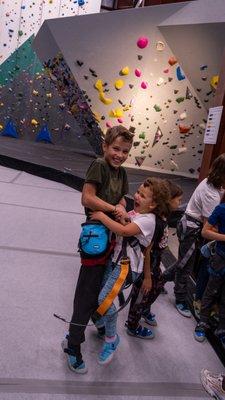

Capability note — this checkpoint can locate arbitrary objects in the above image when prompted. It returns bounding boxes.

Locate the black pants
[174,219,202,303]
[68,264,105,349]
[127,267,164,330]
[200,274,225,332]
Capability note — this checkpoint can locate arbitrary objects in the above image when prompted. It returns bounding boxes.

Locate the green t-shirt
[84,158,129,216]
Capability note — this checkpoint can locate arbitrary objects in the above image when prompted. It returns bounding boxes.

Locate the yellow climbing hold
[46,93,52,98]
[99,91,113,105]
[121,66,130,75]
[123,104,132,112]
[210,75,219,90]
[32,90,39,96]
[95,79,103,92]
[115,79,124,90]
[109,108,124,118]
[31,119,38,126]
[0,124,3,130]
[93,111,101,122]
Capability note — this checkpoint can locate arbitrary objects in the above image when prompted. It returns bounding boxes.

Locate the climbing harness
[176,213,203,270]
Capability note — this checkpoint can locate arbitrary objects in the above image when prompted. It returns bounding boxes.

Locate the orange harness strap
[96,257,129,317]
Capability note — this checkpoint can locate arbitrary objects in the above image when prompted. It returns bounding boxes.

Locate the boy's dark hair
[207,153,225,189]
[165,180,183,199]
[104,125,134,145]
[143,177,171,218]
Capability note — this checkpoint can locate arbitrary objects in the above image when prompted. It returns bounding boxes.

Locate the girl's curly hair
[143,177,171,218]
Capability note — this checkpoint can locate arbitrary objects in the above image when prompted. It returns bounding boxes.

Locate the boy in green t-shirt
[62,125,133,373]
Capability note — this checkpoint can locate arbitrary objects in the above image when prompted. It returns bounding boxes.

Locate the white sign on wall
[204,106,223,144]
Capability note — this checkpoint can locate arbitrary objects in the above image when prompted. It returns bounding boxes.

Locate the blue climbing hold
[36,125,53,144]
[1,120,19,138]
[78,0,85,5]
[176,66,185,81]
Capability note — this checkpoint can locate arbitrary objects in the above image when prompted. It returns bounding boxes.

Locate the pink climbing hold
[137,37,149,49]
[135,68,142,77]
[163,68,169,74]
[141,81,148,89]
[106,121,113,128]
[117,118,123,123]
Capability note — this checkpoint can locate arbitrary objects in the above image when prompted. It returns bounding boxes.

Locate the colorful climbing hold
[176,97,185,104]
[168,57,178,66]
[176,66,185,81]
[120,66,130,75]
[109,108,124,118]
[137,37,149,49]
[139,132,146,139]
[157,77,164,86]
[99,92,113,105]
[179,124,191,134]
[135,68,142,77]
[114,79,124,90]
[156,41,165,51]
[141,81,148,89]
[152,126,163,147]
[154,104,162,112]
[210,75,219,91]
[179,112,187,120]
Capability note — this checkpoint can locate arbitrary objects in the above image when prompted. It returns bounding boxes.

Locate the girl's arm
[141,244,152,294]
[202,221,225,241]
[90,211,141,236]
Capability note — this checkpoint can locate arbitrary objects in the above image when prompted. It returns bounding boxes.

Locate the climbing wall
[34,3,224,177]
[0,0,102,153]
[0,0,101,65]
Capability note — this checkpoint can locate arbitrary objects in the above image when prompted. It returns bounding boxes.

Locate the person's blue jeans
[95,259,120,337]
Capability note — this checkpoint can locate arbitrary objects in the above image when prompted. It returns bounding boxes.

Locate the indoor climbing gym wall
[34,1,225,177]
[0,0,102,153]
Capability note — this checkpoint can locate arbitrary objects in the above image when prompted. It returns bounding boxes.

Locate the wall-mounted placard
[204,106,223,144]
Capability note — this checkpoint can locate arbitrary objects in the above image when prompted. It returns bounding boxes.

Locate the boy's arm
[202,221,225,241]
[90,211,141,236]
[141,245,152,294]
[82,183,116,213]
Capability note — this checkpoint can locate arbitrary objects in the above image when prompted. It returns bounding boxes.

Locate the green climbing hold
[18,30,23,37]
[154,104,162,112]
[139,132,146,139]
[176,97,185,104]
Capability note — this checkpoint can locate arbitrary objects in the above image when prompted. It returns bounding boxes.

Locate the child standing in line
[126,180,183,337]
[194,203,225,346]
[91,177,171,364]
[168,154,225,318]
[63,125,134,374]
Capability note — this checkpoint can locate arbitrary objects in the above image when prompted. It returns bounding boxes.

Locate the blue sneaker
[61,336,88,374]
[194,324,206,343]
[98,335,120,365]
[127,325,155,339]
[175,302,192,318]
[143,312,157,326]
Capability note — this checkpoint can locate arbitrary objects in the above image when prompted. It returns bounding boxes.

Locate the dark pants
[200,251,225,332]
[195,257,210,301]
[174,220,202,303]
[68,264,105,349]
[200,274,225,332]
[127,267,164,330]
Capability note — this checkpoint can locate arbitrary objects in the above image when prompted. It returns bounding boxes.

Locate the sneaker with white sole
[98,335,120,365]
[127,325,155,339]
[175,302,192,318]
[194,323,206,343]
[200,369,225,400]
[142,312,157,326]
[61,335,88,374]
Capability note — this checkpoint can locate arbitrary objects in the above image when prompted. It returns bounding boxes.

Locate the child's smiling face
[134,184,156,214]
[103,137,132,169]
